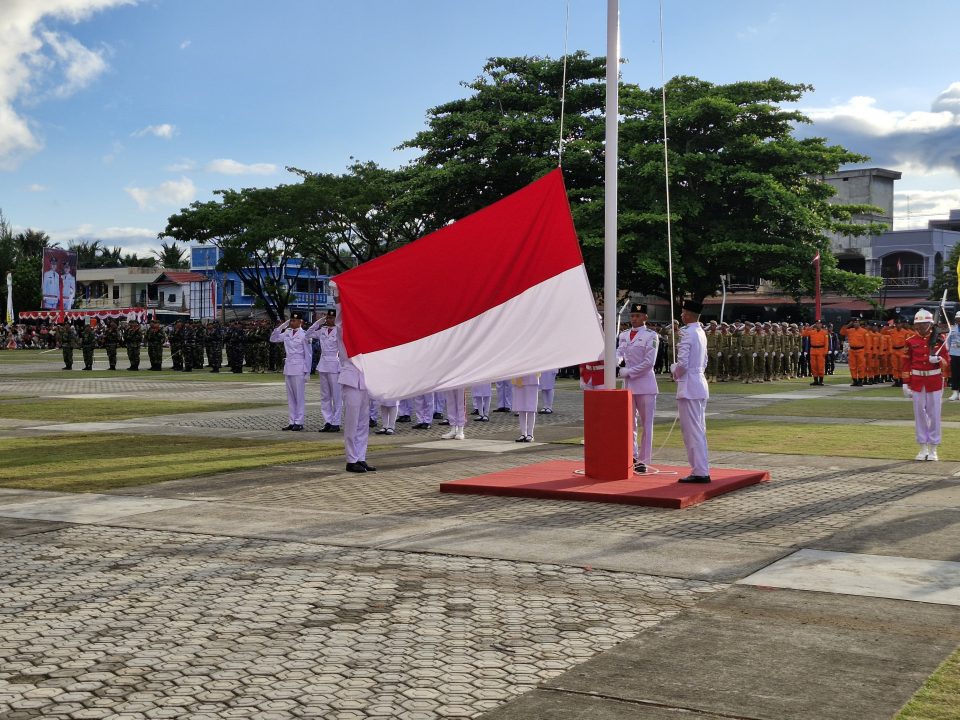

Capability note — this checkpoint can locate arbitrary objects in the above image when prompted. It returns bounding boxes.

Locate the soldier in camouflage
[123,318,143,371]
[145,319,167,371]
[102,319,121,370]
[205,320,223,373]
[55,321,76,370]
[169,320,184,371]
[80,322,97,371]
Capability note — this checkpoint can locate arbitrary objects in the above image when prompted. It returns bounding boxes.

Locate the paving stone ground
[1,354,958,719]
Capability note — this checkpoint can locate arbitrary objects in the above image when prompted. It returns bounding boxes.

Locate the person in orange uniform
[887,320,909,387]
[902,309,949,461]
[802,319,830,386]
[868,323,883,384]
[840,316,868,386]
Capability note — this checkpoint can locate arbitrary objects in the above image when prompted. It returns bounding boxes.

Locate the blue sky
[2,0,959,257]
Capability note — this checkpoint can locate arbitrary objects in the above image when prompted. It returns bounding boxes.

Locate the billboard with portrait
[41,248,78,310]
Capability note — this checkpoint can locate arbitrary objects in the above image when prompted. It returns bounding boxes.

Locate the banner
[41,248,78,312]
[333,169,603,400]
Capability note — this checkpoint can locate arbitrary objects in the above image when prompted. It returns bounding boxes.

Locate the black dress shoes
[634,462,647,474]
[359,461,376,472]
[369,419,377,428]
[397,415,411,423]
[412,423,431,430]
[345,462,367,473]
[282,424,295,431]
[290,424,303,431]
[319,423,333,433]
[678,475,711,483]
[432,412,443,420]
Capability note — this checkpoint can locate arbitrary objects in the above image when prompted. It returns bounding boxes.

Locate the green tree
[68,240,104,269]
[930,242,960,302]
[153,241,189,269]
[401,55,883,304]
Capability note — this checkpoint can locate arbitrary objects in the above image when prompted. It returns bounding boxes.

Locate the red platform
[440,460,770,509]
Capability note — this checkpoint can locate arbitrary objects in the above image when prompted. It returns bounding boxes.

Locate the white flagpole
[5,272,13,324]
[603,0,620,389]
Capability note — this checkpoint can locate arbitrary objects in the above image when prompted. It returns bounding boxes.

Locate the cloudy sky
[1,0,959,258]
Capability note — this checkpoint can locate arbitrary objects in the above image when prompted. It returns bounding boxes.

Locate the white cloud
[132,123,176,139]
[0,1,137,168]
[179,40,191,50]
[165,159,195,172]
[205,158,278,175]
[801,85,960,178]
[125,176,196,211]
[893,189,960,230]
[26,182,46,191]
[100,226,156,239]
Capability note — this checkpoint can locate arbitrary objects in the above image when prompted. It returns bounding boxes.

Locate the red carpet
[440,461,770,509]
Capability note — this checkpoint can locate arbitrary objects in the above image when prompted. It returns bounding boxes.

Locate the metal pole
[603,0,619,389]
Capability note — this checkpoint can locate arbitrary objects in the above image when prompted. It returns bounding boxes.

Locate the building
[68,266,215,322]
[189,245,331,319]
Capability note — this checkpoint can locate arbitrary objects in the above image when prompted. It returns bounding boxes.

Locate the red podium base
[583,389,634,481]
[440,460,770,509]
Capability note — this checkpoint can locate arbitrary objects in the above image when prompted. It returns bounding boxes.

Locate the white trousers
[677,398,709,476]
[444,388,466,426]
[318,371,342,424]
[539,388,554,410]
[519,411,537,437]
[379,402,398,431]
[495,381,513,409]
[913,389,942,445]
[284,374,307,425]
[414,393,435,424]
[341,384,370,463]
[632,393,657,464]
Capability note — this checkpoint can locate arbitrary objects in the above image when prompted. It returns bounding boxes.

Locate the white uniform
[314,324,342,425]
[618,326,659,464]
[62,273,76,310]
[270,322,318,427]
[336,312,370,464]
[671,322,710,476]
[538,369,558,412]
[42,270,60,309]
[513,373,540,440]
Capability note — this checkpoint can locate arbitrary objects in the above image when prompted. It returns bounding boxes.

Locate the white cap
[914,308,934,324]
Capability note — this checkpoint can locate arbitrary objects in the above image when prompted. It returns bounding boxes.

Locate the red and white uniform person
[512,373,540,441]
[671,301,711,481]
[270,314,319,429]
[617,303,659,469]
[314,313,343,428]
[538,369,558,413]
[901,309,948,461]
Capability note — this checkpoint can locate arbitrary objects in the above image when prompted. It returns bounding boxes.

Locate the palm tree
[153,241,189,269]
[68,240,104,268]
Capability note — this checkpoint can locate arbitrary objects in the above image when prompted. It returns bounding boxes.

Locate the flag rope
[557,0,571,167]
[659,0,677,364]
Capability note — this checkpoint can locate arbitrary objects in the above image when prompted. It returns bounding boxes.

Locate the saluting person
[270,311,317,431]
[902,309,949,461]
[315,309,343,432]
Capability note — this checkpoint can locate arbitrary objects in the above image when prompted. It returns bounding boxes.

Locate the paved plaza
[0,361,958,719]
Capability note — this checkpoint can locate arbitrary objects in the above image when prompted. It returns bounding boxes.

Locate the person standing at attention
[671,300,710,483]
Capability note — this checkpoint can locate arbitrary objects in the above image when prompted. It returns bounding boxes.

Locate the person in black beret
[671,299,711,483]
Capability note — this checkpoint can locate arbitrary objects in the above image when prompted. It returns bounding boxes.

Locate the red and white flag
[811,251,820,265]
[332,169,603,400]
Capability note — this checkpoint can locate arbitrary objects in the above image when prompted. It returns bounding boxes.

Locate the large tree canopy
[402,55,884,304]
[0,221,55,314]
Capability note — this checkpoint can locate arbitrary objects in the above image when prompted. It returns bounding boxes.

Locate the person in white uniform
[440,387,467,440]
[472,383,492,422]
[315,309,343,433]
[537,369,558,413]
[269,311,318,431]
[61,261,76,310]
[512,373,540,442]
[671,300,711,483]
[617,303,659,473]
[42,255,61,309]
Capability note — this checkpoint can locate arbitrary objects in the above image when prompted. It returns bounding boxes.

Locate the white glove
[620,368,634,379]
[780,353,784,358]
[752,353,757,358]
[669,363,678,374]
[717,352,723,357]
[902,385,912,398]
[928,355,940,365]
[764,352,768,357]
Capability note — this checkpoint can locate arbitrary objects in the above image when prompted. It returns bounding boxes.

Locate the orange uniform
[841,323,868,383]
[802,326,830,380]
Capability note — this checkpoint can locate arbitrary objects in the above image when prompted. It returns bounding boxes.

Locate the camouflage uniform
[123,321,143,371]
[145,322,167,371]
[103,322,120,370]
[205,321,223,373]
[55,324,76,370]
[80,324,97,370]
[181,322,195,371]
[226,322,244,373]
[193,322,206,370]
[169,322,184,371]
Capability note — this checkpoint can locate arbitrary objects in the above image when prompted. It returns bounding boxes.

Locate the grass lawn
[0,398,281,421]
[736,396,960,421]
[654,419,960,461]
[0,433,345,492]
[896,646,960,720]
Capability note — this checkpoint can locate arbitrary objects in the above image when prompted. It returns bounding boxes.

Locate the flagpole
[813,252,821,322]
[603,0,619,389]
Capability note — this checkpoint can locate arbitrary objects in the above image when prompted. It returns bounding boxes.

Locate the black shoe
[329,424,340,432]
[397,415,411,423]
[359,460,376,472]
[471,409,480,416]
[544,409,553,414]
[537,409,547,414]
[319,423,333,433]
[432,412,443,420]
[109,366,116,371]
[291,424,303,431]
[62,366,71,370]
[211,367,219,373]
[634,462,647,473]
[438,419,450,426]
[678,475,711,483]
[281,424,295,431]
[345,462,367,473]
[810,380,819,386]
[494,407,509,413]
[375,428,389,435]
[369,419,377,428]
[83,367,92,371]
[412,423,431,430]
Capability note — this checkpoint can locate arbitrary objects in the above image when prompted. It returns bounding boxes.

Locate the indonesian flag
[333,169,603,400]
[811,251,820,265]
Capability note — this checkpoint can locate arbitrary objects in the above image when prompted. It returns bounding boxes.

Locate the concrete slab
[111,503,471,547]
[404,439,545,453]
[738,548,960,606]
[533,586,960,720]
[0,517,70,537]
[0,488,71,505]
[380,524,791,581]
[23,421,152,432]
[481,690,733,720]
[0,493,195,523]
[51,393,136,399]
